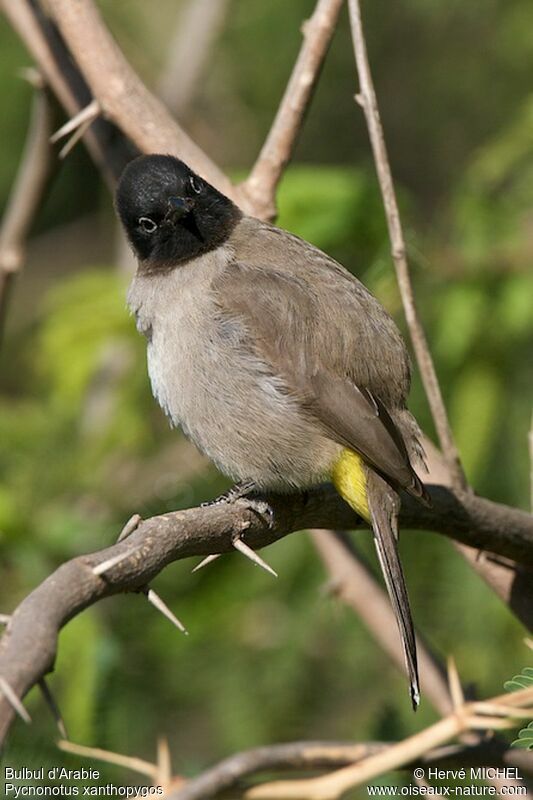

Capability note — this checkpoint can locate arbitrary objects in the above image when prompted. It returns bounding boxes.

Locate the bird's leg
[195,481,276,577]
[201,480,257,507]
[202,480,274,527]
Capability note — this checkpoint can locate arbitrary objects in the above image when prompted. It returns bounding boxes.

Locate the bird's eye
[189,175,202,194]
[139,217,158,233]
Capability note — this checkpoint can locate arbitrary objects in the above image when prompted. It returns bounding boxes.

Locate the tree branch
[157,0,230,117]
[3,0,343,220]
[0,73,56,344]
[454,544,533,633]
[0,0,134,184]
[242,0,344,220]
[0,483,531,746]
[240,687,533,799]
[41,0,242,205]
[347,0,466,490]
[347,0,532,633]
[168,739,533,800]
[424,437,533,632]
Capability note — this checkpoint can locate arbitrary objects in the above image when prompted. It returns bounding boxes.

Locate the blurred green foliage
[505,669,533,750]
[1,1,532,795]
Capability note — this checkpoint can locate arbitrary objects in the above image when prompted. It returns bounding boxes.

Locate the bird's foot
[201,480,257,507]
[195,482,276,577]
[201,481,274,526]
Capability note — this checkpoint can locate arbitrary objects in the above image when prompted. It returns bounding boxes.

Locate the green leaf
[506,670,533,749]
[511,722,533,750]
[504,667,533,692]
[511,738,533,749]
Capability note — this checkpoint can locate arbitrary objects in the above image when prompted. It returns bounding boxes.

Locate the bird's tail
[331,448,420,709]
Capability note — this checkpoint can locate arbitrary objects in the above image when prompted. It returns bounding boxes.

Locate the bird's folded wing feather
[212,261,424,498]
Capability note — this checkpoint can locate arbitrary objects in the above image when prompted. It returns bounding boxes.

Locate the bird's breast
[127,254,340,488]
[128,260,219,428]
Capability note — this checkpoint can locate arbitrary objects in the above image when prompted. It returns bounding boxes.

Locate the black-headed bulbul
[115,154,430,708]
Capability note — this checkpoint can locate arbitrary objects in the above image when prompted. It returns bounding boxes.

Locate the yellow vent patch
[331,448,370,522]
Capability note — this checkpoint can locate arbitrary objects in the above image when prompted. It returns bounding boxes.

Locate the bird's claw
[195,482,276,576]
[201,481,274,527]
[200,480,257,508]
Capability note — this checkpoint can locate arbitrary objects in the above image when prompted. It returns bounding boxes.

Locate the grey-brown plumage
[116,154,429,708]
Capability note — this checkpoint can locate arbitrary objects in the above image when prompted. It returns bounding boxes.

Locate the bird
[115,153,431,709]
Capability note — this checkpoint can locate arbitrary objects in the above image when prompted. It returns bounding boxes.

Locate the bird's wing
[214,258,424,707]
[212,261,426,500]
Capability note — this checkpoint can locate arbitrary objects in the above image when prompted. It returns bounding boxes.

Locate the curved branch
[0,483,531,746]
[242,0,344,220]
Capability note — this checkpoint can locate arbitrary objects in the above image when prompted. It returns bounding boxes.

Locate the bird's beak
[167,196,195,221]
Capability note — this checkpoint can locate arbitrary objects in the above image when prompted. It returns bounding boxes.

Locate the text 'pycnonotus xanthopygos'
[116,154,431,709]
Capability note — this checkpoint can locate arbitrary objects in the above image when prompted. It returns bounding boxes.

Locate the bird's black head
[115,155,241,271]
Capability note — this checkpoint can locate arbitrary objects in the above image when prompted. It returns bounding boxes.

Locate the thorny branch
[423,436,533,632]
[0,483,531,746]
[308,532,528,799]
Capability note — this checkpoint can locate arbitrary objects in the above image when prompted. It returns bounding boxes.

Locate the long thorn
[117,513,142,543]
[93,549,135,577]
[0,676,31,724]
[59,117,94,158]
[447,656,464,711]
[38,678,67,739]
[192,553,222,573]
[156,737,173,787]
[473,702,533,719]
[233,538,278,577]
[146,589,188,635]
[58,740,156,778]
[18,66,45,89]
[50,99,99,142]
[469,717,518,731]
